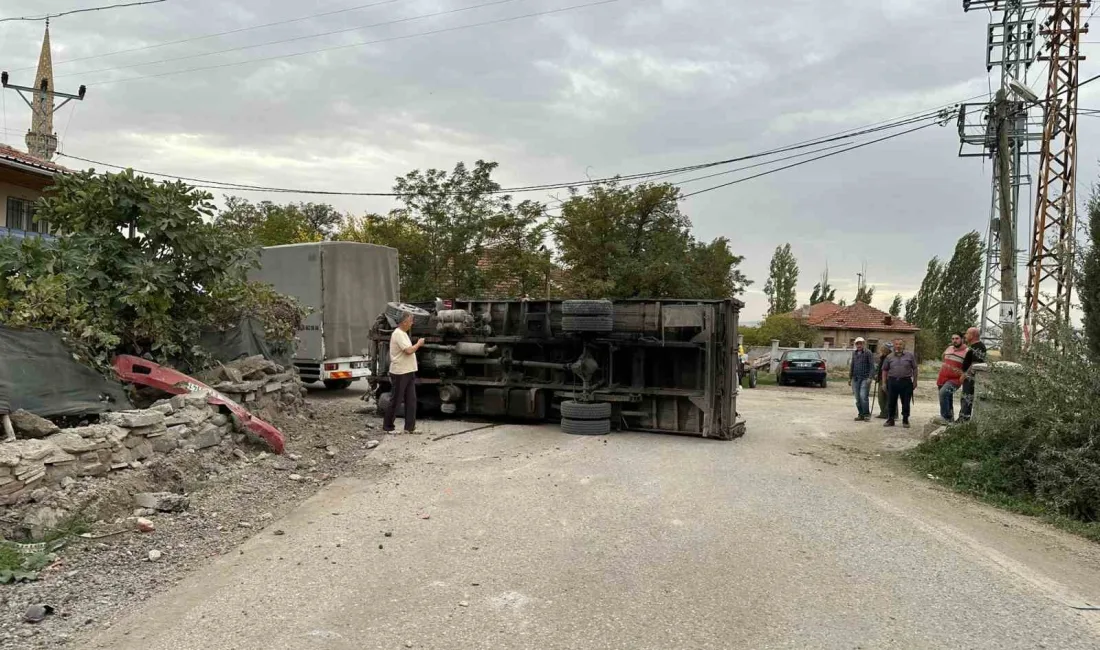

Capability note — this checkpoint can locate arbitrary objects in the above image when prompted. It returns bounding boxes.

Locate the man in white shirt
[383,312,424,433]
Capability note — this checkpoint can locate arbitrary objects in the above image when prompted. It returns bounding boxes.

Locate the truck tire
[562,315,613,332]
[385,302,430,326]
[560,400,611,420]
[561,417,610,436]
[323,379,353,390]
[562,300,613,316]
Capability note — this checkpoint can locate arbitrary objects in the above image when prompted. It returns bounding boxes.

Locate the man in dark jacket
[959,326,987,421]
[873,341,893,419]
[849,337,874,421]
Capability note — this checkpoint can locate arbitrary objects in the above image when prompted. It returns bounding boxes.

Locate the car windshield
[785,351,821,361]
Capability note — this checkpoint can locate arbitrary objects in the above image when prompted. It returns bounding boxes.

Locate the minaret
[25,22,57,160]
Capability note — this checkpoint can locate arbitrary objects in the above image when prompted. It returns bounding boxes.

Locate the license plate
[795,362,809,367]
[350,361,365,369]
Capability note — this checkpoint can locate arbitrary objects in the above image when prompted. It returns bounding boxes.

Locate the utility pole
[960,1,1045,359]
[1025,1,1089,341]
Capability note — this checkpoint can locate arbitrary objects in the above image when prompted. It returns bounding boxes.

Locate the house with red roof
[0,144,68,240]
[800,301,919,353]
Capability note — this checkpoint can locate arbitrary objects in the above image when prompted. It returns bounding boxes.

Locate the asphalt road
[84,387,1100,650]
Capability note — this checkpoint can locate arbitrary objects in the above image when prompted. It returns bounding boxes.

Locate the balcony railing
[0,226,55,241]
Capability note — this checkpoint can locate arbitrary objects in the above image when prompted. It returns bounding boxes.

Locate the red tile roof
[788,301,842,325]
[811,302,919,332]
[0,144,69,175]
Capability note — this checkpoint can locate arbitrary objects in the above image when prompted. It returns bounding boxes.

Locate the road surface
[84,386,1100,649]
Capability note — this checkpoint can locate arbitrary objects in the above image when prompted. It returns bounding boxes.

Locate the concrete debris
[272,458,297,471]
[458,601,469,607]
[366,440,380,450]
[288,474,304,482]
[147,549,163,562]
[10,410,60,439]
[135,517,156,533]
[134,492,190,513]
[102,410,165,429]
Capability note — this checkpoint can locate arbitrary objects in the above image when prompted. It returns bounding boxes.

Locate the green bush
[741,315,819,348]
[908,326,1100,527]
[0,169,305,373]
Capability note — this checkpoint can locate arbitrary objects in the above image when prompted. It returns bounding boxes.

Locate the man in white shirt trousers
[383,312,425,433]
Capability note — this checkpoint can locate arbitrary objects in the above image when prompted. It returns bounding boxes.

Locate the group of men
[847,328,986,427]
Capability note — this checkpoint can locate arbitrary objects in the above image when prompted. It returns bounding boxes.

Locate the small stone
[405,643,413,648]
[24,604,53,623]
[135,517,155,533]
[259,512,273,521]
[134,492,190,513]
[366,440,380,450]
[288,453,301,461]
[239,521,253,528]
[59,476,76,489]
[384,531,392,537]
[419,513,430,520]
[232,449,248,462]
[274,530,285,536]
[288,474,303,482]
[272,458,297,471]
[147,549,163,562]
[458,601,469,607]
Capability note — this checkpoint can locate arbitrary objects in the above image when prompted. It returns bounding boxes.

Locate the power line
[57,0,530,80]
[58,110,951,196]
[81,0,624,86]
[681,121,940,199]
[14,0,415,71]
[0,0,166,23]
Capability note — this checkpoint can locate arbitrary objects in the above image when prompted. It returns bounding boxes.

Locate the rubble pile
[201,355,308,416]
[1,394,235,507]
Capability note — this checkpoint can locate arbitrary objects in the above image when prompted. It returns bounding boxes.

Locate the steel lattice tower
[961,1,1041,351]
[1025,1,1089,340]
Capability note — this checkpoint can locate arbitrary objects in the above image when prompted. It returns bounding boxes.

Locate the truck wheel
[561,417,610,436]
[376,392,392,415]
[323,379,353,390]
[562,315,613,332]
[385,302,430,326]
[560,400,611,420]
[562,300,613,316]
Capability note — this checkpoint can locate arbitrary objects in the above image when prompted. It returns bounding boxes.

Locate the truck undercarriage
[369,298,746,440]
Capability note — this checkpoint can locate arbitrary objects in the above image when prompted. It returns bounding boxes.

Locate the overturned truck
[368,298,746,440]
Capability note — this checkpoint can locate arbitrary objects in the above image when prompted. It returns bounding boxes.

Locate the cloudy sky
[3,0,1100,320]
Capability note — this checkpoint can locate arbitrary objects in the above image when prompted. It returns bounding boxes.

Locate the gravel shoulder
[71,386,1100,650]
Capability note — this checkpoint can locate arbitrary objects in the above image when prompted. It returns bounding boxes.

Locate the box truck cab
[251,242,400,390]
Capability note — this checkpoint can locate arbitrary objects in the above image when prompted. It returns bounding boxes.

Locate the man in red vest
[936,332,968,422]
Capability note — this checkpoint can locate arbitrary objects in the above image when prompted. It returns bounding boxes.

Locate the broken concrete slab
[134,492,190,513]
[46,431,105,455]
[102,410,165,429]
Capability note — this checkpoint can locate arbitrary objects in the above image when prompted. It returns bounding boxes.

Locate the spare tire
[562,300,613,316]
[561,417,611,436]
[560,400,612,420]
[562,315,613,332]
[385,302,430,326]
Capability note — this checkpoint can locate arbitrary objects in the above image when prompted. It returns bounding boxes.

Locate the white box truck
[251,242,400,390]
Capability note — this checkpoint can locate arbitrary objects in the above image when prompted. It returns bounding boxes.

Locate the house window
[5,197,46,233]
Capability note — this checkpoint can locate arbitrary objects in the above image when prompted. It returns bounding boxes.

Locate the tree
[854,284,875,305]
[741,314,819,348]
[214,198,343,247]
[763,243,799,316]
[0,169,302,371]
[336,212,434,300]
[553,181,750,299]
[889,294,903,317]
[904,296,918,323]
[910,258,944,330]
[391,160,550,300]
[1083,185,1100,358]
[809,268,837,304]
[936,231,983,338]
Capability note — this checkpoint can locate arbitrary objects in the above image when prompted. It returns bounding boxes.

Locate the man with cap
[848,337,874,421]
[873,341,893,419]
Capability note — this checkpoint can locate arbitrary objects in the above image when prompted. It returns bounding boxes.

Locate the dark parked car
[778,350,827,387]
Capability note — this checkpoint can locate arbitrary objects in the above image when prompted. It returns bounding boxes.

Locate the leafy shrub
[0,169,305,372]
[908,325,1100,524]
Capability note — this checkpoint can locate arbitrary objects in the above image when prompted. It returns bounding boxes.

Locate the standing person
[959,326,987,422]
[936,332,969,423]
[873,342,893,419]
[383,312,425,433]
[848,337,874,421]
[881,338,918,428]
